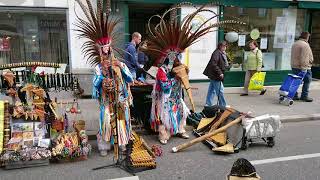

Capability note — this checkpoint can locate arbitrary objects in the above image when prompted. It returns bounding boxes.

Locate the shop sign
[0,38,10,51]
[39,20,67,29]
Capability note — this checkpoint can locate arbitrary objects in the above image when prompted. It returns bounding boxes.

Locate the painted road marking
[251,153,320,165]
[108,176,139,180]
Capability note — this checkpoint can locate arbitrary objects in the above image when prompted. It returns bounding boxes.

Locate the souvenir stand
[0,62,91,169]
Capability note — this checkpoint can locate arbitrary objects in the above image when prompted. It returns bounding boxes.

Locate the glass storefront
[0,8,69,66]
[224,7,306,71]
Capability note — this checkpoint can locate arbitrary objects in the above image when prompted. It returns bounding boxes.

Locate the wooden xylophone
[127,131,156,169]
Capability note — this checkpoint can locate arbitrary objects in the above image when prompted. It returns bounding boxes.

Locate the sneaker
[260,89,267,95]
[293,96,300,100]
[178,133,190,139]
[159,139,167,145]
[240,93,248,96]
[300,97,313,102]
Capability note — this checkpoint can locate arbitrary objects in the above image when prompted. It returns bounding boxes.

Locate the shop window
[0,8,69,69]
[224,7,306,71]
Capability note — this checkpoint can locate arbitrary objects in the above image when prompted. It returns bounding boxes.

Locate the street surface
[1,120,320,180]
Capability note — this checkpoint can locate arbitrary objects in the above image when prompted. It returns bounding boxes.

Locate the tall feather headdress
[143,3,246,67]
[74,0,123,67]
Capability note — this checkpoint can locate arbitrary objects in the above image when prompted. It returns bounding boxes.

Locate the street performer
[144,4,245,145]
[74,0,133,156]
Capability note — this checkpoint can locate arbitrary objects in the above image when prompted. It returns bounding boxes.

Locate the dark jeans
[292,68,312,98]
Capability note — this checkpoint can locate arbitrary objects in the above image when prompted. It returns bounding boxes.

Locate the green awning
[299,1,320,9]
[119,0,292,8]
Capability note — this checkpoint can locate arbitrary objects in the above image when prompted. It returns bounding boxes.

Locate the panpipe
[172,64,196,112]
[127,132,156,169]
[0,71,78,92]
[0,62,60,70]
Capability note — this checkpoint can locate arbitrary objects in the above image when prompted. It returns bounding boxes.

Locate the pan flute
[172,64,196,112]
[128,131,156,169]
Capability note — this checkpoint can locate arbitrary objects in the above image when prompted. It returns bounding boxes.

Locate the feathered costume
[143,3,245,143]
[74,0,133,157]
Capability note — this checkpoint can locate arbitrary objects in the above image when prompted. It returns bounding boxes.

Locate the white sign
[274,16,288,48]
[238,35,246,46]
[260,38,268,49]
[180,6,218,80]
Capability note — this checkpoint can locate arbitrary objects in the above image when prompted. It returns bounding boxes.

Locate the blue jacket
[124,42,139,72]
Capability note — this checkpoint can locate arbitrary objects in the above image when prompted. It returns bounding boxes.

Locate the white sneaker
[159,139,167,145]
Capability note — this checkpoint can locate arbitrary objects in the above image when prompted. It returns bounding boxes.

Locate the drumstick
[172,115,245,153]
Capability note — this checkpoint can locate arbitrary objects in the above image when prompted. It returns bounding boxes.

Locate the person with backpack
[240,40,267,96]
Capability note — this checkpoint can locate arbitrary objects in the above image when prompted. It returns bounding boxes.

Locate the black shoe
[293,96,300,100]
[260,89,267,95]
[300,97,313,102]
[240,93,248,96]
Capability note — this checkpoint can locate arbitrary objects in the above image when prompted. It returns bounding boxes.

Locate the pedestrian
[240,40,267,96]
[291,31,314,102]
[136,41,149,81]
[124,32,142,80]
[203,41,229,107]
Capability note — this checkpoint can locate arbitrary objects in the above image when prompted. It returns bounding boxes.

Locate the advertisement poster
[180,6,218,80]
[273,16,294,48]
[238,35,246,46]
[260,38,268,49]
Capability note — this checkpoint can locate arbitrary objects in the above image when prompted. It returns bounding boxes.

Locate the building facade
[0,0,319,93]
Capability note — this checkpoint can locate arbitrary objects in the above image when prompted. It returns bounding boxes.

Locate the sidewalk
[191,80,320,122]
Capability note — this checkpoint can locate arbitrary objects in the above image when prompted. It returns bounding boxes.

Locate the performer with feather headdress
[74,0,133,157]
[144,3,245,144]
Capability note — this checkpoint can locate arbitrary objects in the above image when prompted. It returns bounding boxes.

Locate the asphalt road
[1,120,320,180]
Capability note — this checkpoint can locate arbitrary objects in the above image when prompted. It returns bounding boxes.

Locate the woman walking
[240,40,266,96]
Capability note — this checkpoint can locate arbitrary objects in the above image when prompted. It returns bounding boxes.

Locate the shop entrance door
[128,3,171,41]
[310,11,320,79]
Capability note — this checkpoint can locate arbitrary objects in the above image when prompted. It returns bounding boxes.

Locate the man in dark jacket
[203,41,228,107]
[124,32,142,79]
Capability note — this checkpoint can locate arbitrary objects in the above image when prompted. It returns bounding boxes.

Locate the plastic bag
[248,72,266,91]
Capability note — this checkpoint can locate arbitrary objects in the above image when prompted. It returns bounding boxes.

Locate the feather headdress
[74,0,123,67]
[144,3,246,67]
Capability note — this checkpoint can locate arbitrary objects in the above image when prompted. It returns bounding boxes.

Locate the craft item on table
[0,147,51,164]
[51,132,91,160]
[6,138,23,151]
[11,132,23,140]
[13,102,25,118]
[22,132,34,140]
